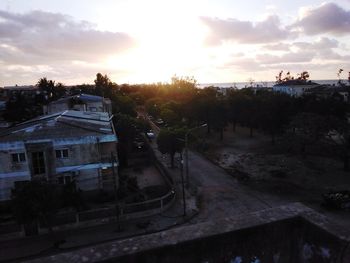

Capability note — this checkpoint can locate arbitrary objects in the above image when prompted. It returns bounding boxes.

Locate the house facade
[0,110,118,201]
[272,80,320,97]
[44,94,112,115]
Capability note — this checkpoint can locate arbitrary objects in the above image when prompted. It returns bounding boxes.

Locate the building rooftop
[274,80,320,87]
[0,110,115,143]
[51,94,105,105]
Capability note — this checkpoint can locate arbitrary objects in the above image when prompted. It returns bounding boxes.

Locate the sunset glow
[1,0,350,85]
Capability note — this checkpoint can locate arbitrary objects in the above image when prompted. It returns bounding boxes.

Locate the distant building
[305,85,350,102]
[43,93,112,115]
[1,85,39,100]
[272,80,320,97]
[0,110,118,201]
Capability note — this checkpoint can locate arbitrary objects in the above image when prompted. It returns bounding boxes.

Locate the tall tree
[157,128,185,168]
[94,73,112,97]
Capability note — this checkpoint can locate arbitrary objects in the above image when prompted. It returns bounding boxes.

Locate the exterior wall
[47,102,86,115]
[86,101,103,112]
[0,143,31,200]
[76,169,100,191]
[0,148,29,174]
[103,99,112,114]
[0,138,118,201]
[273,84,319,97]
[0,174,30,201]
[99,142,117,162]
[46,100,109,115]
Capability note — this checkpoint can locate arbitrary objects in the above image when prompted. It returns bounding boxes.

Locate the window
[89,107,97,112]
[12,153,26,163]
[55,149,69,159]
[32,151,45,175]
[57,174,74,185]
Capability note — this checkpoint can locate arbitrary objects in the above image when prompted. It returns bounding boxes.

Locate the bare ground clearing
[200,126,350,204]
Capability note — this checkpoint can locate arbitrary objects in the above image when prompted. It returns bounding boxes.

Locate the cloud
[292,3,350,35]
[0,9,136,85]
[256,51,315,65]
[0,10,135,64]
[262,42,291,51]
[201,15,289,45]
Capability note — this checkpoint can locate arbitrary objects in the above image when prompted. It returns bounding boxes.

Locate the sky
[1,0,350,86]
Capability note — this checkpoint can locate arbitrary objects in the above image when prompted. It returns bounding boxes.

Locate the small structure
[272,80,320,97]
[1,85,39,100]
[0,110,118,201]
[305,85,350,102]
[43,94,112,115]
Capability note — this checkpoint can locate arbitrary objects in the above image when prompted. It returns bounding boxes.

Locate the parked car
[146,130,155,139]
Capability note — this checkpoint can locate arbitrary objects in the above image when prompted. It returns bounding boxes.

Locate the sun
[105,2,210,83]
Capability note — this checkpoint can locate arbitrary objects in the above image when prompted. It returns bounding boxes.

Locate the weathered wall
[0,145,29,174]
[76,169,100,191]
[24,203,350,263]
[0,174,30,201]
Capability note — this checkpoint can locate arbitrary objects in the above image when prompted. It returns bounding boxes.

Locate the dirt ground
[200,126,350,204]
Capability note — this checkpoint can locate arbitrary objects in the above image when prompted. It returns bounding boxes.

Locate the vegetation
[11,181,60,234]
[156,128,185,168]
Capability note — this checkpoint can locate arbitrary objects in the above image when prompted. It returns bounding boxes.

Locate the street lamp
[185,123,207,188]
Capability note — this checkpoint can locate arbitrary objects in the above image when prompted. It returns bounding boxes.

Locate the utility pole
[180,152,186,217]
[111,152,121,231]
[185,133,189,188]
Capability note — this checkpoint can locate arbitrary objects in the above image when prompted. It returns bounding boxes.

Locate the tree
[227,90,246,132]
[289,113,332,156]
[157,128,185,168]
[113,113,138,167]
[94,73,112,97]
[37,77,55,100]
[11,180,60,235]
[211,98,228,141]
[160,108,180,126]
[111,94,137,117]
[258,93,294,144]
[52,82,67,99]
[145,98,163,118]
[322,117,350,171]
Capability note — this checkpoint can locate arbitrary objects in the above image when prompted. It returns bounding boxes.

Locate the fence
[1,136,177,235]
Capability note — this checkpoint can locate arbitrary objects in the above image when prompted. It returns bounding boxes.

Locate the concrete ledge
[24,203,350,263]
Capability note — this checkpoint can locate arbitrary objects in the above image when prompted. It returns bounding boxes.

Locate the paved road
[185,150,288,223]
[137,109,287,222]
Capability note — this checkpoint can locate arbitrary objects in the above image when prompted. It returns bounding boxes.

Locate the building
[0,110,118,201]
[1,85,39,101]
[305,85,350,102]
[43,94,112,115]
[272,80,320,97]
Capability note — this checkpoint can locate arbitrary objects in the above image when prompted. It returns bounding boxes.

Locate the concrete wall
[0,139,117,200]
[24,203,350,263]
[0,174,30,201]
[46,100,109,115]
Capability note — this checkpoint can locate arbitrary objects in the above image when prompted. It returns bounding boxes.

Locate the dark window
[12,153,26,163]
[55,149,69,159]
[57,175,73,184]
[32,151,45,175]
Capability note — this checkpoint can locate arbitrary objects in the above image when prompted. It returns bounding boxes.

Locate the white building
[0,110,118,201]
[272,80,320,97]
[43,94,112,115]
